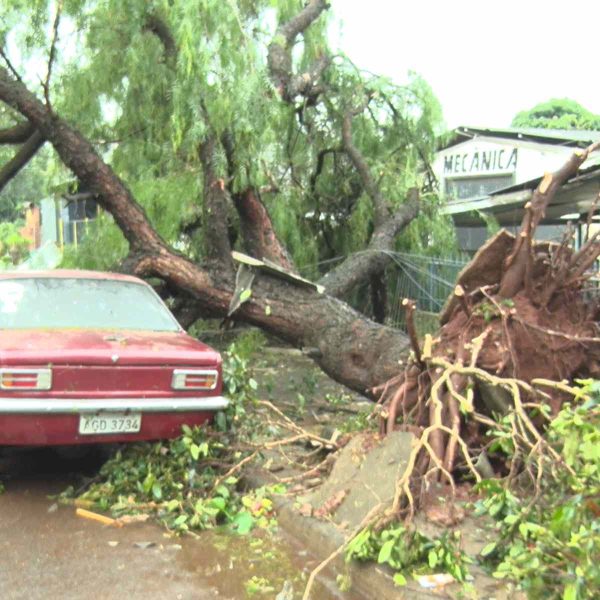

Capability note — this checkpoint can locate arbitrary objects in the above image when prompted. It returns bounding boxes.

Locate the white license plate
[79,413,142,435]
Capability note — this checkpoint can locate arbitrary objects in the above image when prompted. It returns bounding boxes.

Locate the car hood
[0,329,220,366]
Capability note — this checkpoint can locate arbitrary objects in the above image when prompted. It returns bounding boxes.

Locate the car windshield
[0,277,180,332]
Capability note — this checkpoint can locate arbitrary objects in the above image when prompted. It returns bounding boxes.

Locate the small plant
[0,222,30,267]
[232,328,267,362]
[295,392,306,415]
[302,369,319,396]
[244,576,275,596]
[216,342,259,432]
[472,301,497,323]
[340,407,377,433]
[345,524,471,586]
[325,392,352,406]
[475,381,600,599]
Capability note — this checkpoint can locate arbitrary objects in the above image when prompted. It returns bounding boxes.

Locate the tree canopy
[511,98,600,131]
[0,0,453,277]
[0,0,459,391]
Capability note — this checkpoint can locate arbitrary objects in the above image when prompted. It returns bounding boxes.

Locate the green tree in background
[0,221,28,266]
[0,0,455,389]
[2,0,452,272]
[512,98,600,131]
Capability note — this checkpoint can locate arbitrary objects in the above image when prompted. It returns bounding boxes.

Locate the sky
[330,0,600,129]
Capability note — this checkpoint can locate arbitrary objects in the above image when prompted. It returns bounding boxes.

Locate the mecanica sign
[443,147,518,175]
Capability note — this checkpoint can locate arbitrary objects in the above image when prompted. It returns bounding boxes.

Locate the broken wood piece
[231,251,325,293]
[227,261,256,316]
[421,334,433,360]
[454,285,471,318]
[75,507,122,527]
[402,298,422,365]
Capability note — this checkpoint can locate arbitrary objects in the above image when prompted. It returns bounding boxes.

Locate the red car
[0,270,228,446]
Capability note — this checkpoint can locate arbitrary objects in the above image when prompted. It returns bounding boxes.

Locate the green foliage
[229,329,268,362]
[60,212,127,270]
[0,107,53,222]
[244,576,276,596]
[0,221,29,267]
[63,342,271,533]
[476,382,600,599]
[339,406,377,433]
[2,0,454,278]
[345,524,471,585]
[215,341,260,432]
[512,98,600,131]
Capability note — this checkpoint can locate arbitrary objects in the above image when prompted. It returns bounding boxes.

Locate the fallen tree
[373,141,600,497]
[1,1,599,490]
[0,0,441,393]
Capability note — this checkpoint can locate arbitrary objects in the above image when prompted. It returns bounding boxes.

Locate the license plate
[79,413,142,435]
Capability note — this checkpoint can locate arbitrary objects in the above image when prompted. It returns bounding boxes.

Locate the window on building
[445,175,513,200]
[67,197,98,221]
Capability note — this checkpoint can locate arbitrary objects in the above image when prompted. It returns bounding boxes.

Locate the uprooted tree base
[371,141,600,519]
[1,0,599,576]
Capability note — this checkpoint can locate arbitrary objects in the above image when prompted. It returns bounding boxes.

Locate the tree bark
[319,188,419,297]
[233,188,296,271]
[267,0,330,102]
[0,66,165,254]
[0,64,412,396]
[134,250,410,393]
[0,121,36,144]
[198,135,234,266]
[0,129,45,193]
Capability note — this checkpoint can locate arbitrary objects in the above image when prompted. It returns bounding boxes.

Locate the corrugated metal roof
[439,126,600,150]
[488,155,600,196]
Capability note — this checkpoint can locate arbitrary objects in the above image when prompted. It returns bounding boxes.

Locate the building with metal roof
[436,126,600,253]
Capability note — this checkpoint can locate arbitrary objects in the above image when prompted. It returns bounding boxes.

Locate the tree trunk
[0,65,412,396]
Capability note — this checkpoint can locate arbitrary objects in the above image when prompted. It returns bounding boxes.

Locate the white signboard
[442,147,518,176]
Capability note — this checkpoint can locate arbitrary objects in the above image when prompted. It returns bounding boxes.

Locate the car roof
[0,269,148,286]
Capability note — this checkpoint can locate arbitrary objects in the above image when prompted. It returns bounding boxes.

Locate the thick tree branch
[0,66,165,252]
[198,135,233,266]
[309,147,338,195]
[288,54,331,100]
[233,188,296,271]
[143,14,177,64]
[0,129,45,193]
[267,0,330,102]
[0,47,22,83]
[319,188,419,298]
[0,121,35,144]
[341,110,388,227]
[43,0,63,110]
[0,61,412,397]
[219,128,294,271]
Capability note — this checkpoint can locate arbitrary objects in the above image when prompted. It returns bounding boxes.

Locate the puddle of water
[178,527,314,599]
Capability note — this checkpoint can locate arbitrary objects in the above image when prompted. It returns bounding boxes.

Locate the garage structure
[435,126,600,254]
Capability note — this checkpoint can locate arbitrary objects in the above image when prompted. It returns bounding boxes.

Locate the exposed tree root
[301,371,590,599]
[304,143,600,597]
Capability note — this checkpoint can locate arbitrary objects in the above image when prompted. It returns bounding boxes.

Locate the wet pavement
[0,448,343,600]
